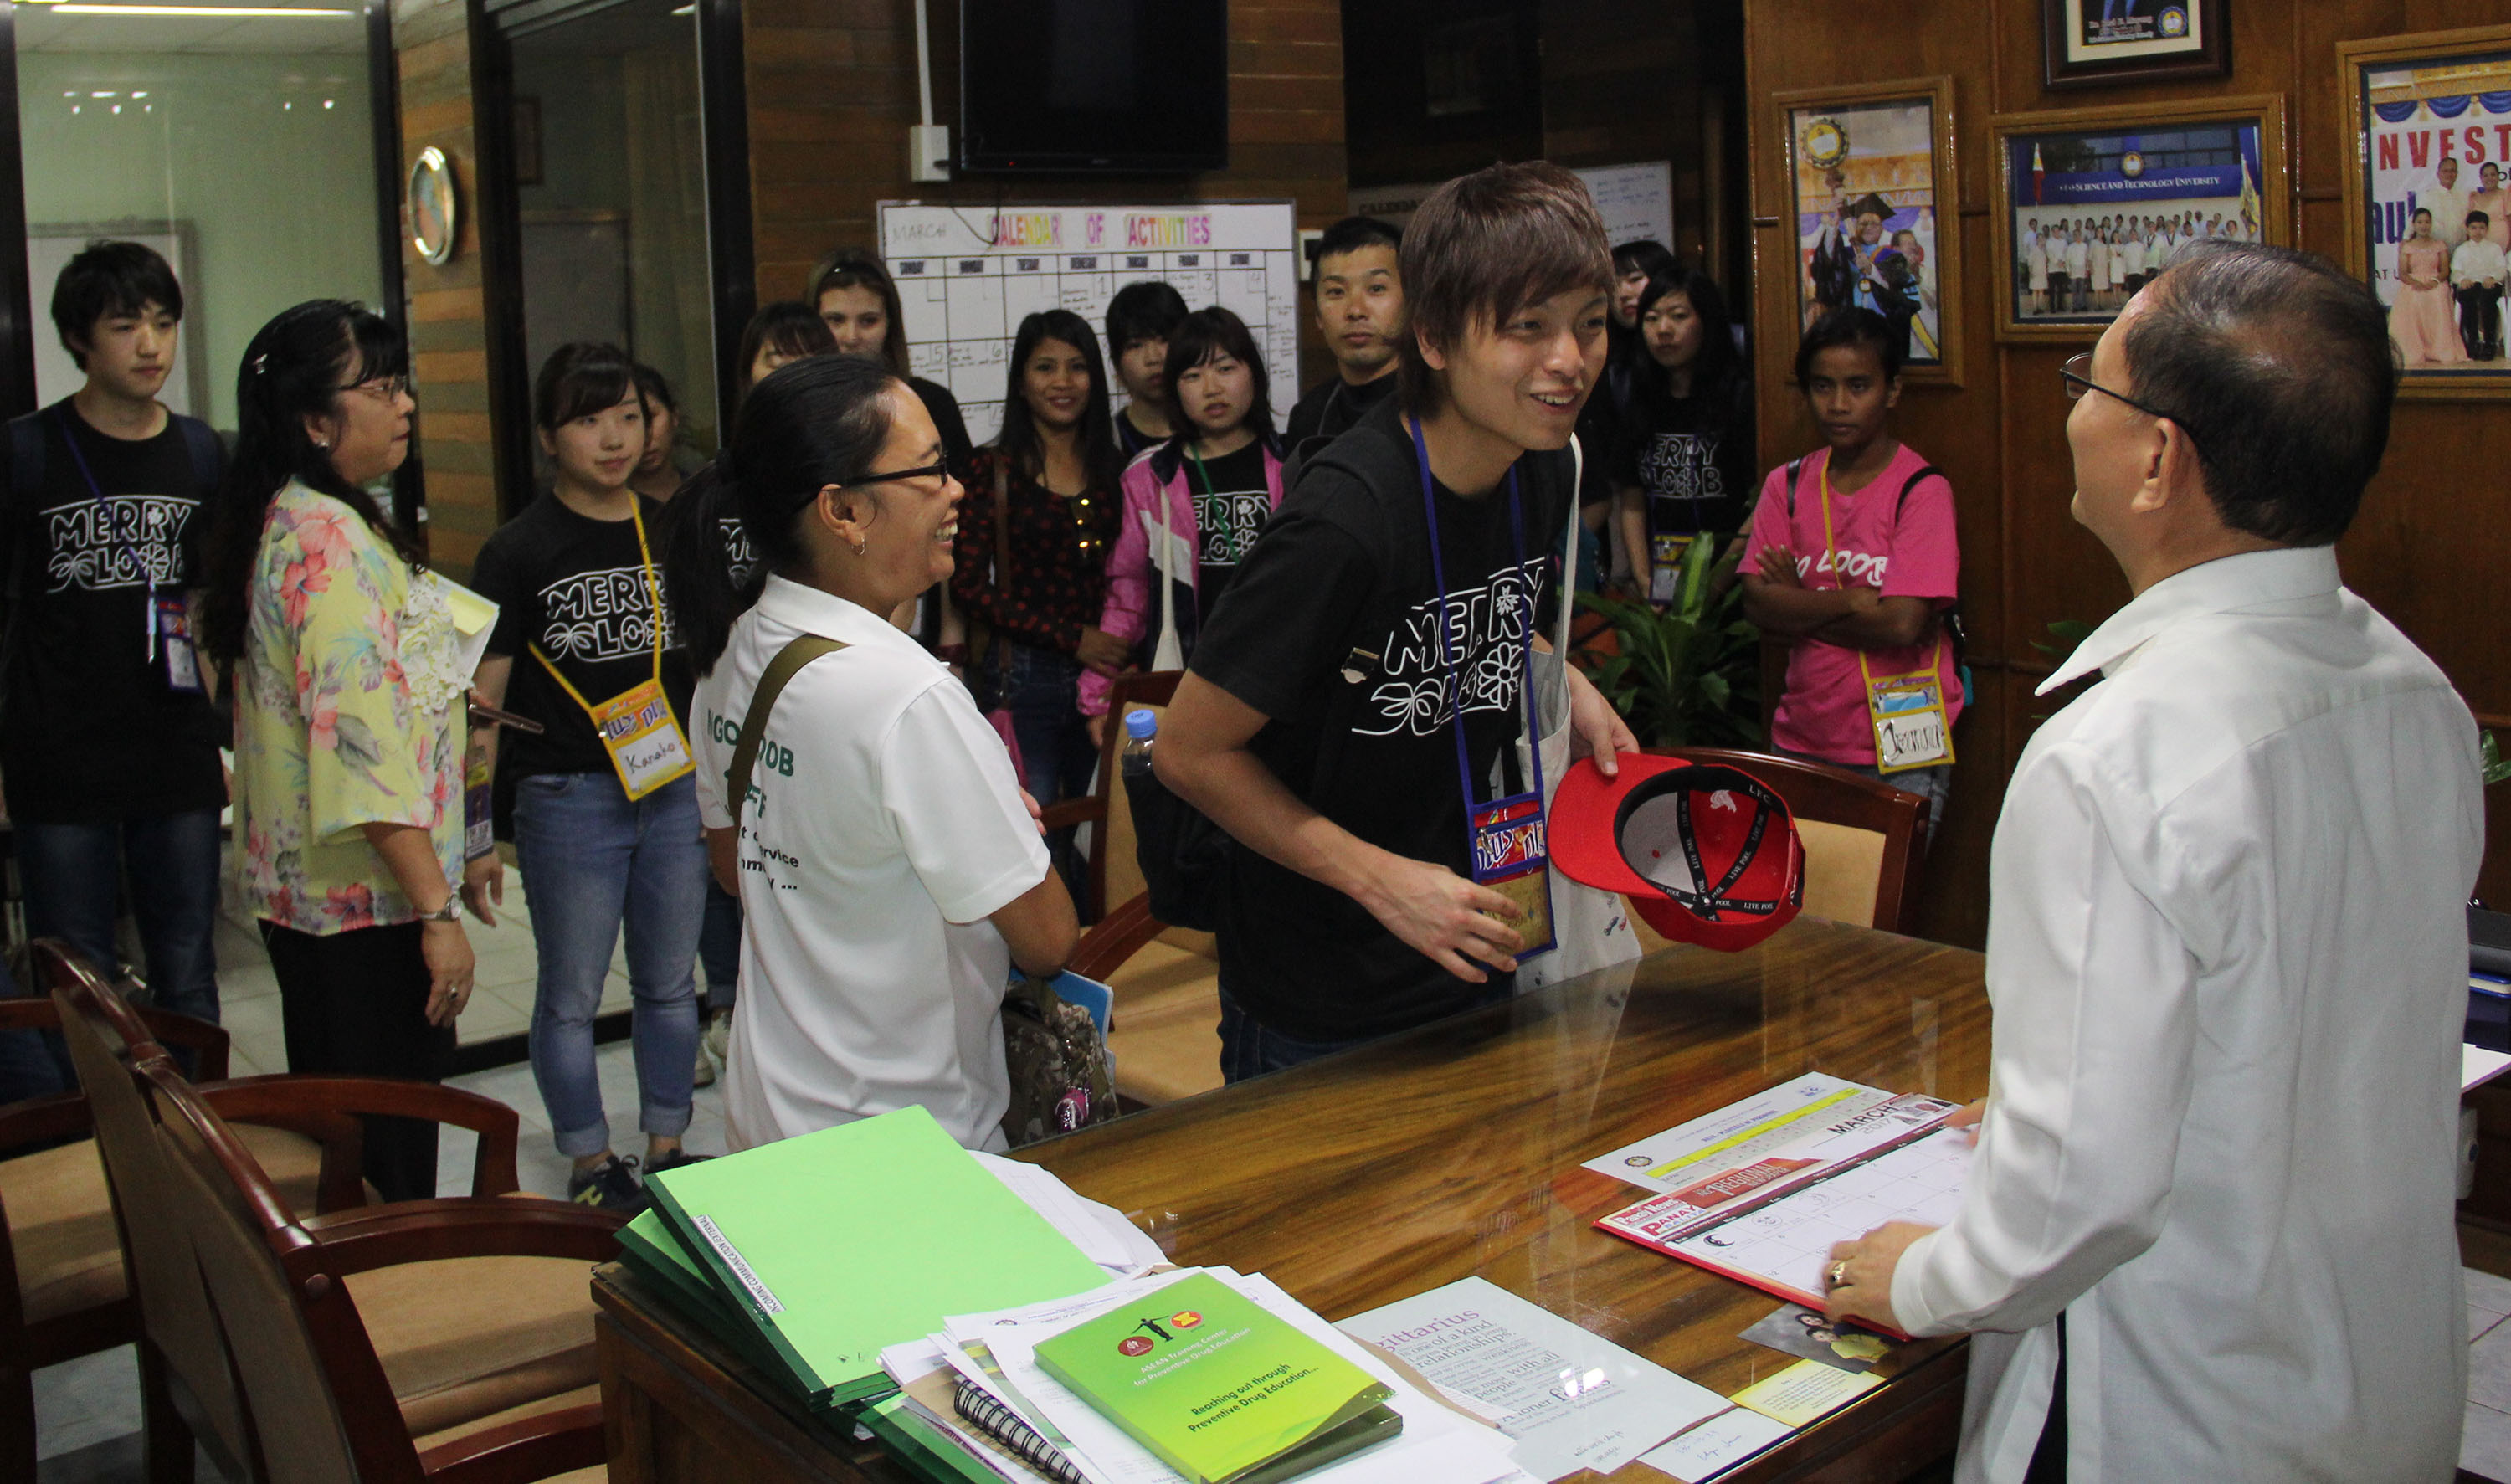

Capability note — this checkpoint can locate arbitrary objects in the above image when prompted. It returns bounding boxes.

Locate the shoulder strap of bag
[728,634,848,833]
[1784,455,1805,517]
[1896,464,1944,521]
[174,414,223,490]
[992,457,1013,589]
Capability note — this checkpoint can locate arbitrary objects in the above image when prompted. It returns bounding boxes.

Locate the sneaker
[692,1038,716,1089]
[567,1154,647,1213]
[648,1148,713,1178]
[703,1008,732,1065]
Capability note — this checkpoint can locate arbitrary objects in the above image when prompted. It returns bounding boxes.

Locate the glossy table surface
[597,916,1991,1482]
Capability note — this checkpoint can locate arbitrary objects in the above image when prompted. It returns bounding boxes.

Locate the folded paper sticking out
[1635,1408,1794,1483]
[1034,1271,1397,1484]
[1727,1360,1880,1429]
[434,573,500,683]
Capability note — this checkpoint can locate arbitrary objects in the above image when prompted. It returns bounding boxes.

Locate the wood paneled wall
[1747,0,2511,947]
[742,0,1348,383]
[393,0,498,577]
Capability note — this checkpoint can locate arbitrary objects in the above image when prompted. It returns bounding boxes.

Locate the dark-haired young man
[1107,280,1189,460]
[1820,244,2480,1481]
[1284,216,1405,457]
[1158,164,1636,1081]
[1,240,225,1043]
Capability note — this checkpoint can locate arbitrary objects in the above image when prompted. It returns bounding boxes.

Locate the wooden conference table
[592,917,1991,1483]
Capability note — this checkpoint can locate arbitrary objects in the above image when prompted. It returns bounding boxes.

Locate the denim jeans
[0,953,66,1104]
[1776,748,1950,844]
[1216,984,1509,1085]
[998,641,1095,901]
[18,807,223,1028]
[698,877,741,1013]
[511,771,706,1158]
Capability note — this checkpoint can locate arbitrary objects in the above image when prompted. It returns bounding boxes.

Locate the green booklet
[644,1106,1112,1409]
[1033,1271,1400,1484]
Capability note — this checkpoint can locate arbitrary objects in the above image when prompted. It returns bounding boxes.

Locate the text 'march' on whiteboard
[878,200,1302,445]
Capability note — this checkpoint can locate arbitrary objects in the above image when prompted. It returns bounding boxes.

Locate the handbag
[1122,742,1231,931]
[727,634,1117,1148]
[1514,434,1644,993]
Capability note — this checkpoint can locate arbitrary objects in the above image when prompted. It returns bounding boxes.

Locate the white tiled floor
[35,870,726,1477]
[2467,1268,2511,1480]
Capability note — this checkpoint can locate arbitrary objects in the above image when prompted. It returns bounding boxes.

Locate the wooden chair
[1637,747,1930,936]
[141,1051,621,1484]
[0,972,346,1484]
[1064,671,1228,1109]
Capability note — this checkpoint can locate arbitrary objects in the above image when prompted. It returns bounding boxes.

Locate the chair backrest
[39,942,254,1474]
[141,1060,420,1484]
[1637,747,1928,935]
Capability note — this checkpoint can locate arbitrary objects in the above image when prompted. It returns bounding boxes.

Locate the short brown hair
[1398,161,1615,410]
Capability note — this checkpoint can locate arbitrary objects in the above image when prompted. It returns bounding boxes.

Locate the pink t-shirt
[1739,444,1961,765]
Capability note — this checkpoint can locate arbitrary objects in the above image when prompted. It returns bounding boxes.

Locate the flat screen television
[958,0,1228,173]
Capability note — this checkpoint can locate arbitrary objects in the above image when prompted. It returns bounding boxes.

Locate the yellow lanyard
[529,499,667,711]
[1815,456,1946,694]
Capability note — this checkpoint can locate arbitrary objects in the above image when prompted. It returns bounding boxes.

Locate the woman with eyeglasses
[948,309,1124,900]
[673,355,1076,1152]
[200,300,470,1202]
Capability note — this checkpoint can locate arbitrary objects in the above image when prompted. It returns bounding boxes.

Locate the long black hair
[734,301,837,402]
[1633,266,1743,408]
[200,300,417,664]
[994,309,1120,493]
[661,355,904,673]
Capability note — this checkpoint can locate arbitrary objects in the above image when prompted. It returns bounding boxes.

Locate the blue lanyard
[1405,414,1545,812]
[53,408,163,660]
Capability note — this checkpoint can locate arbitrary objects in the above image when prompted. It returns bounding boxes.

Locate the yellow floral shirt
[232,482,464,934]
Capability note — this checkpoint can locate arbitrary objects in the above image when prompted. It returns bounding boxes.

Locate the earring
[850,537,867,557]
[314,439,331,450]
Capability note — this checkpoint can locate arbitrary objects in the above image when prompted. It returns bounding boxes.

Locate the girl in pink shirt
[1738,306,1961,834]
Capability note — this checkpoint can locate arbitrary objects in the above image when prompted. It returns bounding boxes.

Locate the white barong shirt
[1891,547,2483,1482]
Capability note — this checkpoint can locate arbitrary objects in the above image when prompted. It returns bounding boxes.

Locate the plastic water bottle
[1120,708,1158,781]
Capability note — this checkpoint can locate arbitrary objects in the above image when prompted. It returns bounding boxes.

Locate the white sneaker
[703,1008,732,1065]
[691,1039,716,1089]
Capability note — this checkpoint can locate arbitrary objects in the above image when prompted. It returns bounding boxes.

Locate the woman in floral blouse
[201,300,473,1201]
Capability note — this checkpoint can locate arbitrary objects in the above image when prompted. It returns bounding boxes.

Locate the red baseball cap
[1551,757,1804,951]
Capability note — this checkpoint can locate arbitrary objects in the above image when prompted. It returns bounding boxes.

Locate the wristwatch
[417,896,464,924]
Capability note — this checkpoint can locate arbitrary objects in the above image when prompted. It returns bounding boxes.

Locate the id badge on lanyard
[1648,531,1693,605]
[55,410,202,694]
[529,503,695,802]
[1866,662,1953,774]
[1817,458,1952,776]
[1410,417,1556,961]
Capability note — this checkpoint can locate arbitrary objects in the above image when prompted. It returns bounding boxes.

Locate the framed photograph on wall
[2042,0,2228,90]
[1990,95,2288,343]
[1772,75,1963,386]
[2339,23,2511,399]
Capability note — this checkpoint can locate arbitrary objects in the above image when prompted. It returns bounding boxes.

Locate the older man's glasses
[2061,352,2205,454]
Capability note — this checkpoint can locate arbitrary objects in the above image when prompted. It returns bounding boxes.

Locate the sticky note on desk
[1638,1406,1793,1481]
[1729,1359,1882,1428]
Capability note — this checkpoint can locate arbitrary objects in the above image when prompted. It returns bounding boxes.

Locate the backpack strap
[1895,463,1944,521]
[727,634,847,834]
[1783,456,1805,517]
[173,413,223,492]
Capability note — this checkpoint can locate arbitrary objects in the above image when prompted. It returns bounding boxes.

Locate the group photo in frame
[1773,75,1963,385]
[1989,96,2288,342]
[2339,23,2511,398]
[2042,0,2229,90]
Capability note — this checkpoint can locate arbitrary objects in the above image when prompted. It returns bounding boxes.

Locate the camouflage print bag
[999,975,1118,1148]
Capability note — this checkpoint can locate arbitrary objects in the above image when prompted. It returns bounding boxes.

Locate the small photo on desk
[1738,1303,1898,1374]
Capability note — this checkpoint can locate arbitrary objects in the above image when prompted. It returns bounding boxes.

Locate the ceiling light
[49,4,359,15]
[91,90,116,96]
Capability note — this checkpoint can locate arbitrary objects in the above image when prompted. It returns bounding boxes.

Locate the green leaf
[2484,730,2511,788]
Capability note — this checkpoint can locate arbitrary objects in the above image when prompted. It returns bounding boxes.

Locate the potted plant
[1574,534,1763,749]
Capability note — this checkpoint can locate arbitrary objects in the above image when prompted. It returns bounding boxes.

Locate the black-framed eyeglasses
[845,460,950,488]
[2061,352,2203,452]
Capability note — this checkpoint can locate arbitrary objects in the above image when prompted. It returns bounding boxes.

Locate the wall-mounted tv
[958,0,1228,173]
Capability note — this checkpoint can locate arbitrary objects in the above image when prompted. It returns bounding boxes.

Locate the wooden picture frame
[1990,95,2288,344]
[2339,24,2511,400]
[512,96,543,188]
[1771,75,1964,387]
[2042,0,2228,90]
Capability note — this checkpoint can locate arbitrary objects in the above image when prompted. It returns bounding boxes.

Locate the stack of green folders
[623,1106,1112,1415]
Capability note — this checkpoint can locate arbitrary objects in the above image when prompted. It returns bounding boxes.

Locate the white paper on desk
[949,1268,1523,1484]
[1338,1276,1728,1481]
[2466,1044,2511,1093]
[969,1151,1166,1276]
[1636,1407,1793,1482]
[1584,1073,1954,1200]
[1654,1127,1972,1307]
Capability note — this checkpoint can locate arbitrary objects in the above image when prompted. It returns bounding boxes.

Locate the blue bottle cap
[1123,708,1158,740]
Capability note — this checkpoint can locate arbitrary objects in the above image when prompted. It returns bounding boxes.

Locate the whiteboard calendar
[877,199,1302,446]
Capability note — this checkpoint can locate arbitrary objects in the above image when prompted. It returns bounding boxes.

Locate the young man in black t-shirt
[1107,280,1189,461]
[0,242,225,1066]
[1160,165,1638,1080]
[1284,217,1406,465]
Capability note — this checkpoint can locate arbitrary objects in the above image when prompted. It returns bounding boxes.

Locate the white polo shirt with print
[693,574,1050,1153]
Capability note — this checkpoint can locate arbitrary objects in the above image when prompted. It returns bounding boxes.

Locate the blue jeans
[1216,984,1510,1085]
[1777,748,1950,843]
[999,641,1094,901]
[699,877,741,1013]
[17,809,223,1080]
[511,772,706,1158]
[0,952,66,1104]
